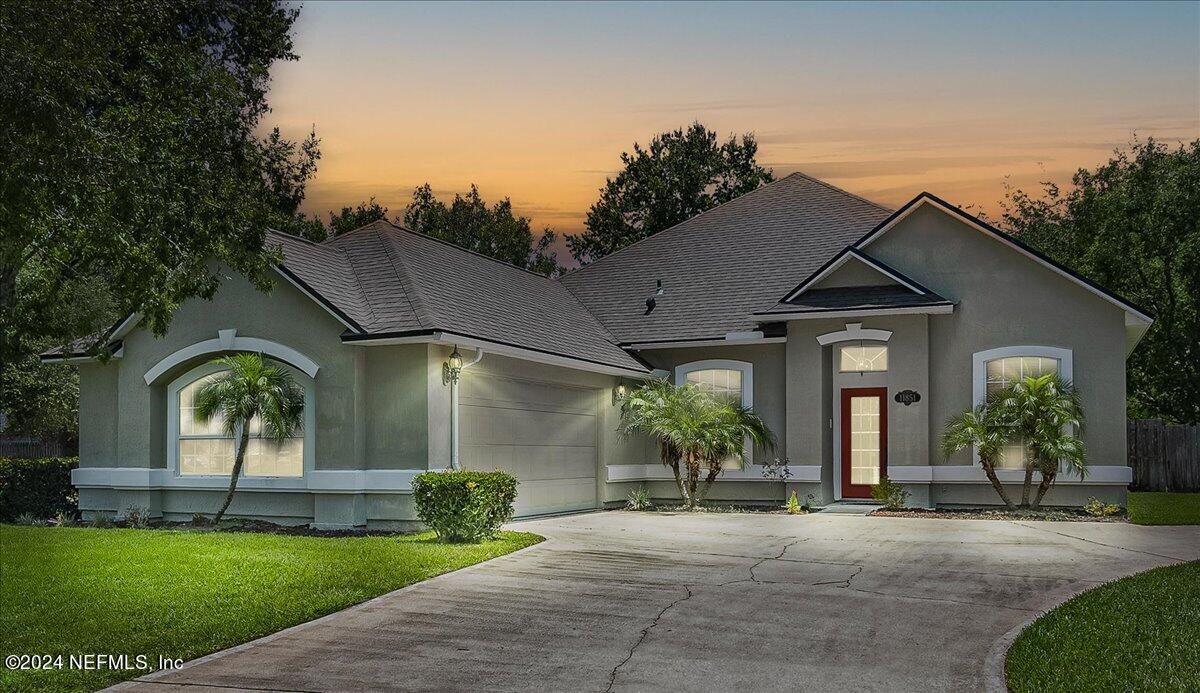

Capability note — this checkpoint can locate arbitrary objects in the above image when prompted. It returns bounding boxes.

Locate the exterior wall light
[443,347,464,385]
[613,382,628,405]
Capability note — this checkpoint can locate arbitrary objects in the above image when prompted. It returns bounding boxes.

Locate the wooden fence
[1128,419,1200,492]
[0,435,77,458]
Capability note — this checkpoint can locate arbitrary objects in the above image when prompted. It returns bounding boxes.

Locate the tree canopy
[1002,138,1200,424]
[0,0,318,436]
[567,122,774,265]
[0,0,318,366]
[294,198,391,242]
[403,184,560,276]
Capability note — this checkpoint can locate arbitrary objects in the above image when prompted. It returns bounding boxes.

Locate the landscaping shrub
[786,490,806,515]
[1083,497,1122,518]
[625,487,653,510]
[870,475,909,509]
[0,456,78,521]
[412,470,518,542]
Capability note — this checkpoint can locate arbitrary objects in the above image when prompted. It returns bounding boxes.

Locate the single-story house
[44,173,1150,528]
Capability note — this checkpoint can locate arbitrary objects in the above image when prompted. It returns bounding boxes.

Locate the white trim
[628,337,787,350]
[70,467,446,493]
[605,464,821,483]
[271,265,360,332]
[784,248,927,301]
[762,304,954,321]
[344,330,652,378]
[43,345,124,364]
[166,361,317,482]
[856,196,1153,325]
[143,330,321,385]
[885,465,1131,485]
[816,322,893,346]
[971,345,1073,407]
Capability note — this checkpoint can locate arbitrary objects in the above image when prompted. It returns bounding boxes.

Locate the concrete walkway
[116,511,1199,692]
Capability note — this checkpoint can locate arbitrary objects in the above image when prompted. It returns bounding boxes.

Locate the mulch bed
[870,507,1127,522]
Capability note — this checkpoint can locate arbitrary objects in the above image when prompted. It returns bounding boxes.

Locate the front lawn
[1006,561,1200,692]
[0,525,542,692]
[1128,491,1200,525]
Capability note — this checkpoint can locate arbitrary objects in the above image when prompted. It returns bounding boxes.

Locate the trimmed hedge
[0,457,78,521]
[412,470,518,542]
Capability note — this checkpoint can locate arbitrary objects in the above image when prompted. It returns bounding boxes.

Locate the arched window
[675,360,754,470]
[972,346,1073,470]
[169,361,311,478]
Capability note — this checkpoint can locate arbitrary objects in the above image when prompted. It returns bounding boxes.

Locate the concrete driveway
[118,511,1199,692]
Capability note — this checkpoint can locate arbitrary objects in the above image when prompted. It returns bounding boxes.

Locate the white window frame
[970,345,1073,468]
[675,359,756,474]
[167,360,316,484]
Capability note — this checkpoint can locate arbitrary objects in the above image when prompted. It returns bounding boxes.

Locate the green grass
[1006,561,1200,692]
[1128,491,1200,525]
[0,526,542,692]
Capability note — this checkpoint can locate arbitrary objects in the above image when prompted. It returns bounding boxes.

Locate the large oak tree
[0,0,319,435]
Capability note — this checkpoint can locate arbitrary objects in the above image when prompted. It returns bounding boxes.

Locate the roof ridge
[782,171,894,213]
[372,224,435,329]
[382,219,556,281]
[560,171,887,281]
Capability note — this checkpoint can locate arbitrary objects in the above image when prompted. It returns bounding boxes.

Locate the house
[43,173,1150,528]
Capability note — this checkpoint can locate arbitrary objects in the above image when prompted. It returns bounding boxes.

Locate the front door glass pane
[850,396,881,486]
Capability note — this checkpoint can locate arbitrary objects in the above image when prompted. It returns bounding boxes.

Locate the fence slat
[1128,419,1200,492]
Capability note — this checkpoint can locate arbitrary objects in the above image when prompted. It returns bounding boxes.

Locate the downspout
[449,347,484,470]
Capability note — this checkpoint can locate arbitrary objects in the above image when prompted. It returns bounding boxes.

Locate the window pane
[179,374,227,436]
[984,355,1061,468]
[683,368,745,470]
[850,396,881,485]
[840,344,888,372]
[244,438,304,477]
[179,438,235,476]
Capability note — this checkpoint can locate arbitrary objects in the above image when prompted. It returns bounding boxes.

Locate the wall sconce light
[442,347,464,385]
[612,382,628,405]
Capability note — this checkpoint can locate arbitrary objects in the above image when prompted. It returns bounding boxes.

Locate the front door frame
[840,387,888,499]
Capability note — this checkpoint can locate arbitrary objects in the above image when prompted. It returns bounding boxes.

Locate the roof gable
[854,192,1152,325]
[781,248,934,302]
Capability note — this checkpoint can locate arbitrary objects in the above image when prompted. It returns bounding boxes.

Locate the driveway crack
[1010,521,1188,562]
[605,585,693,693]
[813,564,863,588]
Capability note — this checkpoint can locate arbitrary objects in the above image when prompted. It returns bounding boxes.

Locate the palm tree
[990,373,1086,509]
[619,380,775,510]
[941,402,1016,509]
[193,353,305,523]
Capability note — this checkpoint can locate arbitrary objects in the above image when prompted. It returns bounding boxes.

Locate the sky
[269,1,1200,258]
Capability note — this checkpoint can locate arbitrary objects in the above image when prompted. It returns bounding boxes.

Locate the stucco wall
[865,204,1129,468]
[811,257,900,289]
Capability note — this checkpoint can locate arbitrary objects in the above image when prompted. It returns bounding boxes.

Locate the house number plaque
[894,390,921,406]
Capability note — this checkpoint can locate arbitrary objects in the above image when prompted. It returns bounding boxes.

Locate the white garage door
[460,374,599,517]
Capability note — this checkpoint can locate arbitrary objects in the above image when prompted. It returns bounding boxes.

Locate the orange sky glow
[269,2,1200,260]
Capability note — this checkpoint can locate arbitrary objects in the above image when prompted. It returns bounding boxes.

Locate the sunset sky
[270,1,1199,258]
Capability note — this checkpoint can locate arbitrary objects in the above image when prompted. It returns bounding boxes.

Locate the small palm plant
[992,373,1086,509]
[193,353,304,523]
[941,402,1016,509]
[619,379,774,510]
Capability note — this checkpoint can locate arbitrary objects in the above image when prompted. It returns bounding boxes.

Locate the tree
[991,373,1087,509]
[1001,138,1200,424]
[193,354,304,523]
[619,379,775,509]
[403,184,560,276]
[0,0,321,376]
[293,198,391,242]
[940,402,1017,509]
[568,122,774,265]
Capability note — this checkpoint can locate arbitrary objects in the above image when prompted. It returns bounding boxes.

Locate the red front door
[841,387,888,499]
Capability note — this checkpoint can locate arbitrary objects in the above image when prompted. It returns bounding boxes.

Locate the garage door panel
[460,375,599,517]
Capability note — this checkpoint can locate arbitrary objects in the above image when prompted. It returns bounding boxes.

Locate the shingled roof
[268,221,647,374]
[558,173,894,344]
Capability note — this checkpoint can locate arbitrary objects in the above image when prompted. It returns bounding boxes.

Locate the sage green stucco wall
[811,257,899,289]
[786,314,930,504]
[866,204,1129,468]
[78,363,120,467]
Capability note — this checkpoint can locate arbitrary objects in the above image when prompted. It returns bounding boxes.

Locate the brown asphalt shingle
[557,172,893,344]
